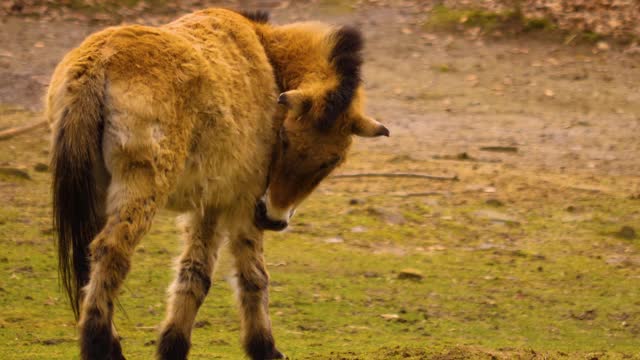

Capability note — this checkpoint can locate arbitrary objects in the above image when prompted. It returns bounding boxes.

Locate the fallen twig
[0,120,47,141]
[479,146,518,153]
[331,172,458,181]
[0,167,31,180]
[390,191,448,197]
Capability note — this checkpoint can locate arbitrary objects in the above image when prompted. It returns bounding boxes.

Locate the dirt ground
[0,1,639,359]
[2,2,640,175]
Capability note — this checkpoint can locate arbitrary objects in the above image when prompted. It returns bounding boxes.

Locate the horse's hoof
[271,348,286,359]
[111,337,126,360]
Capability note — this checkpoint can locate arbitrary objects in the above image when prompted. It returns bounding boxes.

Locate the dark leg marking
[80,307,113,360]
[237,269,268,293]
[246,332,285,360]
[177,259,212,306]
[157,326,190,360]
[111,335,126,360]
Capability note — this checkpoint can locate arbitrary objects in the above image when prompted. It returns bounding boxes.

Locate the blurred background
[0,1,639,359]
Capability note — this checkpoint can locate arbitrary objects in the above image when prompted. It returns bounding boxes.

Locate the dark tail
[50,57,106,318]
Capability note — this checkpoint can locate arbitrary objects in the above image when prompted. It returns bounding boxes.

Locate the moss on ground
[425,5,526,33]
[423,5,627,45]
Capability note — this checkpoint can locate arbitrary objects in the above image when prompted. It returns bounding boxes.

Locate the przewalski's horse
[47,8,388,360]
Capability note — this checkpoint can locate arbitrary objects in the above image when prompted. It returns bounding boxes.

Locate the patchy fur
[47,8,389,360]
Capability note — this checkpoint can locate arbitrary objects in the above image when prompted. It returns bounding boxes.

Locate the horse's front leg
[230,225,285,360]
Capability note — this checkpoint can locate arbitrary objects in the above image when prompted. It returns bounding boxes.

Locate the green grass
[425,5,522,32]
[0,109,639,359]
[425,5,559,35]
[423,5,632,46]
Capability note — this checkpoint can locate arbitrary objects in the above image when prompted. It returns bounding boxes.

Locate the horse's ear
[278,90,311,118]
[352,114,389,137]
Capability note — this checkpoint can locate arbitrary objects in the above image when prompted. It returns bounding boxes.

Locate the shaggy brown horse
[47,8,388,360]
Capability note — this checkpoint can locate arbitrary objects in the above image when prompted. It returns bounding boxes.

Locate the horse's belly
[165,153,265,213]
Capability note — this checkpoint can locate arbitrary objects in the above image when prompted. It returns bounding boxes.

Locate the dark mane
[318,26,364,131]
[239,10,270,24]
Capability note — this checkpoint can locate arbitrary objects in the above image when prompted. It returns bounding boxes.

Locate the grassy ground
[0,106,639,359]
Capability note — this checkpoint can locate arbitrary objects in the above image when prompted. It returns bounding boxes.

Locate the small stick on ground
[479,146,518,153]
[0,120,47,141]
[390,191,448,197]
[331,172,458,181]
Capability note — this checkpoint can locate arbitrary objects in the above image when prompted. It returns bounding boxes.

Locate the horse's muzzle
[255,200,289,231]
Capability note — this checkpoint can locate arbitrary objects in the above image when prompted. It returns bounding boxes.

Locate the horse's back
[49,9,278,213]
[152,9,279,211]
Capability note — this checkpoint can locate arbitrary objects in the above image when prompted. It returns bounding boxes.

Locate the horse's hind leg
[79,167,164,360]
[111,325,126,360]
[157,207,223,360]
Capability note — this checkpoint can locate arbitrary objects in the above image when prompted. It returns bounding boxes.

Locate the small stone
[40,339,65,345]
[380,314,399,320]
[615,226,636,240]
[456,152,472,160]
[33,163,49,172]
[571,309,597,321]
[324,237,344,244]
[363,271,380,278]
[596,41,610,51]
[398,268,423,280]
[485,198,503,207]
[194,320,211,328]
[367,207,406,225]
[476,243,497,250]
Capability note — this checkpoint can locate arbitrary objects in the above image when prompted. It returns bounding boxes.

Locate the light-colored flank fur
[47,8,388,360]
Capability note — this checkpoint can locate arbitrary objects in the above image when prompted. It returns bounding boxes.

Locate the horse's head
[256,26,388,231]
